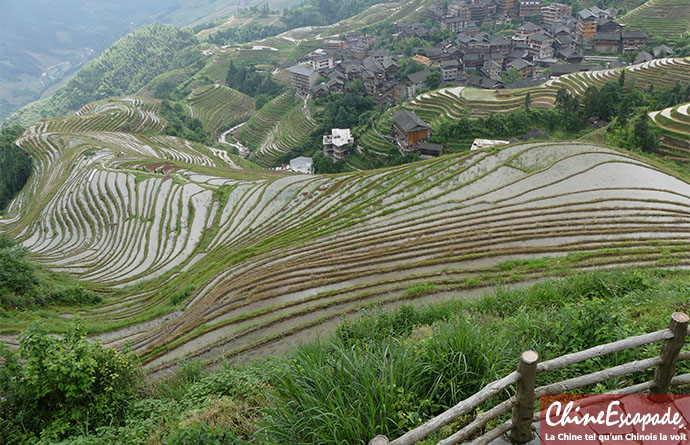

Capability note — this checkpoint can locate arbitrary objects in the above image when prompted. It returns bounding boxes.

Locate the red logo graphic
[540,394,690,444]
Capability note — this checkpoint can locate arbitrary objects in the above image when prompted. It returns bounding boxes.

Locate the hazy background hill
[0,0,293,121]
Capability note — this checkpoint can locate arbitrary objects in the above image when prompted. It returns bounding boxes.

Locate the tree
[525,92,532,109]
[0,126,32,211]
[501,68,521,84]
[348,79,363,94]
[618,70,625,88]
[634,117,658,153]
[426,71,442,90]
[0,322,141,442]
[255,94,270,109]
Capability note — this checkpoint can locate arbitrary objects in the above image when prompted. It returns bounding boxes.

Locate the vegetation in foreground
[2,269,689,444]
[0,234,100,311]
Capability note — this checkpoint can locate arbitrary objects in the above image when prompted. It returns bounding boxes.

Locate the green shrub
[0,241,101,309]
[0,322,142,443]
[169,285,196,306]
[165,423,246,445]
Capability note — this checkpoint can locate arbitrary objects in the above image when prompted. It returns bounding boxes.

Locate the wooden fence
[370,312,690,445]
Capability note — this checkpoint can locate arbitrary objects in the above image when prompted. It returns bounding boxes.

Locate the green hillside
[4,24,199,127]
[619,0,690,42]
[649,101,690,162]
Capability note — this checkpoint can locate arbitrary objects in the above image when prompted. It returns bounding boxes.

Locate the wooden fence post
[510,350,538,444]
[650,312,689,394]
[369,435,389,445]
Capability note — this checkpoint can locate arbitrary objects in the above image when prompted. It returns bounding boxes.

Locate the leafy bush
[0,322,142,443]
[0,236,100,309]
[165,423,246,445]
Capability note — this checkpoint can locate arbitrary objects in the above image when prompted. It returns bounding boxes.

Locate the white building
[289,157,314,174]
[470,138,510,151]
[323,128,355,160]
[310,55,334,71]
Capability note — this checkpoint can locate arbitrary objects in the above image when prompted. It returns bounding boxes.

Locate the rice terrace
[2,0,690,443]
[2,81,690,373]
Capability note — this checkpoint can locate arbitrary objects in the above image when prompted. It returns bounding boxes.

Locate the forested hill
[4,24,200,127]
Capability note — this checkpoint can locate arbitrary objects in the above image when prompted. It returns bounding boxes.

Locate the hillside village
[280,0,676,160]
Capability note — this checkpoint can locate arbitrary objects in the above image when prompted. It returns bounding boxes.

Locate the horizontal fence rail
[371,312,690,445]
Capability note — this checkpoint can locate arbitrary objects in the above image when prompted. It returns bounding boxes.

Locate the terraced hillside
[619,0,690,42]
[184,84,255,137]
[649,102,690,163]
[232,91,319,167]
[3,102,690,376]
[406,58,690,125]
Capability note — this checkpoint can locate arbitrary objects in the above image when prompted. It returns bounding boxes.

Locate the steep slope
[2,99,690,373]
[184,84,255,138]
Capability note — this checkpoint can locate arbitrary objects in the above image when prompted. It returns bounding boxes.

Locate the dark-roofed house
[653,45,673,58]
[406,69,431,98]
[634,50,653,64]
[621,31,648,52]
[597,18,622,33]
[507,58,534,79]
[592,32,621,52]
[550,63,596,76]
[557,48,583,64]
[417,142,444,158]
[554,34,578,51]
[392,110,431,152]
[289,65,319,92]
[490,36,512,56]
[370,49,390,63]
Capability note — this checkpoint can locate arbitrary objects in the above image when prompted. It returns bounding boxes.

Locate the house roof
[504,78,545,89]
[490,35,511,46]
[523,128,550,140]
[407,69,431,83]
[508,58,533,70]
[622,30,648,39]
[529,32,552,43]
[362,56,384,73]
[417,142,444,153]
[370,49,390,57]
[553,26,571,36]
[393,110,430,132]
[551,63,585,75]
[441,59,460,68]
[634,51,653,63]
[558,48,582,59]
[593,32,621,41]
[653,45,673,57]
[290,65,316,76]
[518,22,540,32]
